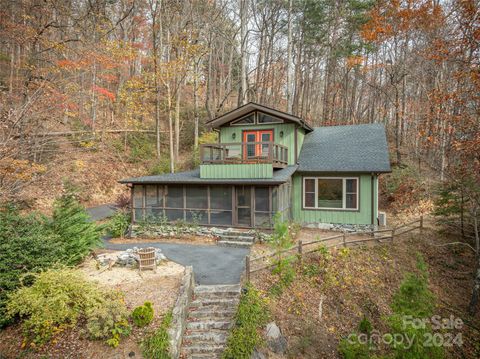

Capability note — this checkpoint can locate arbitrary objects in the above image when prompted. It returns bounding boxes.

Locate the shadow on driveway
[104,240,249,285]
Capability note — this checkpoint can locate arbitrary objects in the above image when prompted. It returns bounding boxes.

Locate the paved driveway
[87,204,117,221]
[104,241,249,285]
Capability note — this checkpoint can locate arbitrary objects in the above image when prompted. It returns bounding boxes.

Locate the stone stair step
[217,235,254,242]
[183,330,228,344]
[195,284,241,294]
[186,320,233,331]
[217,240,252,248]
[187,354,222,359]
[189,308,236,319]
[190,298,239,308]
[182,344,225,354]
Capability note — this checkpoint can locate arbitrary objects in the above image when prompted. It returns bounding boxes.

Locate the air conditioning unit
[378,211,387,226]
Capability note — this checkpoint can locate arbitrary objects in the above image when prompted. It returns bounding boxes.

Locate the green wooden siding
[297,128,305,159]
[291,173,377,225]
[200,163,273,179]
[219,123,297,165]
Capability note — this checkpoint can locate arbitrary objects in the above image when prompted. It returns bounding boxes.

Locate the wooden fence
[245,216,424,281]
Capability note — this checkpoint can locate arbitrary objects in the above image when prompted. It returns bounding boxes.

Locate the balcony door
[243,130,273,160]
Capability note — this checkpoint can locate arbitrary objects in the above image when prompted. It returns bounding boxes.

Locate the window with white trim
[303,177,359,210]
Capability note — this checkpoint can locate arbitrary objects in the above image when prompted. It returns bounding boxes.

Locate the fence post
[420,215,424,234]
[298,240,303,263]
[391,228,395,241]
[246,255,250,282]
[342,232,346,247]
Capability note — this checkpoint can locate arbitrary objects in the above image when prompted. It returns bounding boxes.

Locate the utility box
[378,211,387,226]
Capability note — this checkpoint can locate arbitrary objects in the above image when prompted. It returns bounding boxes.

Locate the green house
[120,103,391,230]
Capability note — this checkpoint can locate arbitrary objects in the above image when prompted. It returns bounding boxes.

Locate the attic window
[258,113,283,124]
[231,113,255,125]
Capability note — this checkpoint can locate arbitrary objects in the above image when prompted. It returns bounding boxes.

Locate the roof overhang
[206,102,314,132]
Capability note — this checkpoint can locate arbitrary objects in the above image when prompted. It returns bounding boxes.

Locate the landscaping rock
[265,322,287,354]
[114,247,166,267]
[251,348,267,359]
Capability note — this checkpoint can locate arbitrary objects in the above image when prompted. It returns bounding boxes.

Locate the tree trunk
[469,208,480,315]
[193,60,199,150]
[238,0,248,106]
[286,0,293,113]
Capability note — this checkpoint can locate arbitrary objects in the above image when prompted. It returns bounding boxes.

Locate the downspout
[371,173,375,226]
[128,183,134,237]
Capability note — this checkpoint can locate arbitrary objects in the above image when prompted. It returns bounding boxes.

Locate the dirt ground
[109,234,217,246]
[0,254,185,359]
[251,222,480,358]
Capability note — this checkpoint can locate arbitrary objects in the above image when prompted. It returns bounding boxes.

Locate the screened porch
[131,182,291,228]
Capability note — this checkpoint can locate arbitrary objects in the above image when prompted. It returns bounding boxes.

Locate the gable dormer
[199,103,312,179]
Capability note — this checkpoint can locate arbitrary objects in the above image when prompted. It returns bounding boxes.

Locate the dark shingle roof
[119,165,298,185]
[297,123,391,173]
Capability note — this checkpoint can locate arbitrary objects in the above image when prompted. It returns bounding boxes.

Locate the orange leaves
[346,56,364,69]
[361,0,446,43]
[0,159,46,182]
[93,85,115,102]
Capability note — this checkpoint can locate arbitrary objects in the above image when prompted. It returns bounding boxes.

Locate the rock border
[168,265,195,359]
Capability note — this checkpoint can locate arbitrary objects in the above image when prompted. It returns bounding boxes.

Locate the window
[303,177,358,210]
[257,113,283,124]
[231,113,255,125]
[231,111,285,126]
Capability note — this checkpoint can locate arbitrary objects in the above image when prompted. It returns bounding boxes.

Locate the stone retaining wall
[168,266,195,359]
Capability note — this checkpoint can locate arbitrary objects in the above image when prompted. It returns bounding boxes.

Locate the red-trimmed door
[243,130,273,160]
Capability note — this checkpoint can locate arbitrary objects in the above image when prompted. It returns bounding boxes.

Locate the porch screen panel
[186,186,208,209]
[209,186,233,226]
[133,185,144,220]
[254,187,271,227]
[185,186,208,224]
[165,185,184,221]
[146,185,163,207]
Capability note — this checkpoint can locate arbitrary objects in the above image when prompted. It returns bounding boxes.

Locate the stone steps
[181,284,241,359]
[214,230,255,248]
[217,240,252,248]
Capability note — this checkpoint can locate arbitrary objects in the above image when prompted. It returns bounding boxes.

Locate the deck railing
[200,141,288,168]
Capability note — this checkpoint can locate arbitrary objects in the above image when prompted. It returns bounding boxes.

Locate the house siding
[200,163,273,179]
[291,173,377,225]
[219,123,297,165]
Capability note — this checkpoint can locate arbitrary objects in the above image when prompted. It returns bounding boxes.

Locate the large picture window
[303,177,358,210]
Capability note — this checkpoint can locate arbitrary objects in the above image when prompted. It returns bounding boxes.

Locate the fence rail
[245,216,424,281]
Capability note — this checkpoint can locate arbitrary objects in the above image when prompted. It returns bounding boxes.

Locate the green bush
[50,190,103,265]
[141,310,173,359]
[85,291,131,347]
[270,256,296,296]
[0,192,102,328]
[106,210,130,238]
[338,334,371,359]
[387,255,444,359]
[223,284,270,359]
[128,133,156,162]
[132,301,154,327]
[6,267,105,345]
[358,316,373,335]
[150,157,171,175]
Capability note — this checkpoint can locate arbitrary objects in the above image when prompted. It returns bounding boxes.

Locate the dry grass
[251,225,480,358]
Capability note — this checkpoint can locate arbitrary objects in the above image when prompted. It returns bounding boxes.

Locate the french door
[243,130,273,159]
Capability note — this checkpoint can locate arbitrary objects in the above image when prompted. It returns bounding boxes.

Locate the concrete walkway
[86,203,117,221]
[104,240,249,285]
